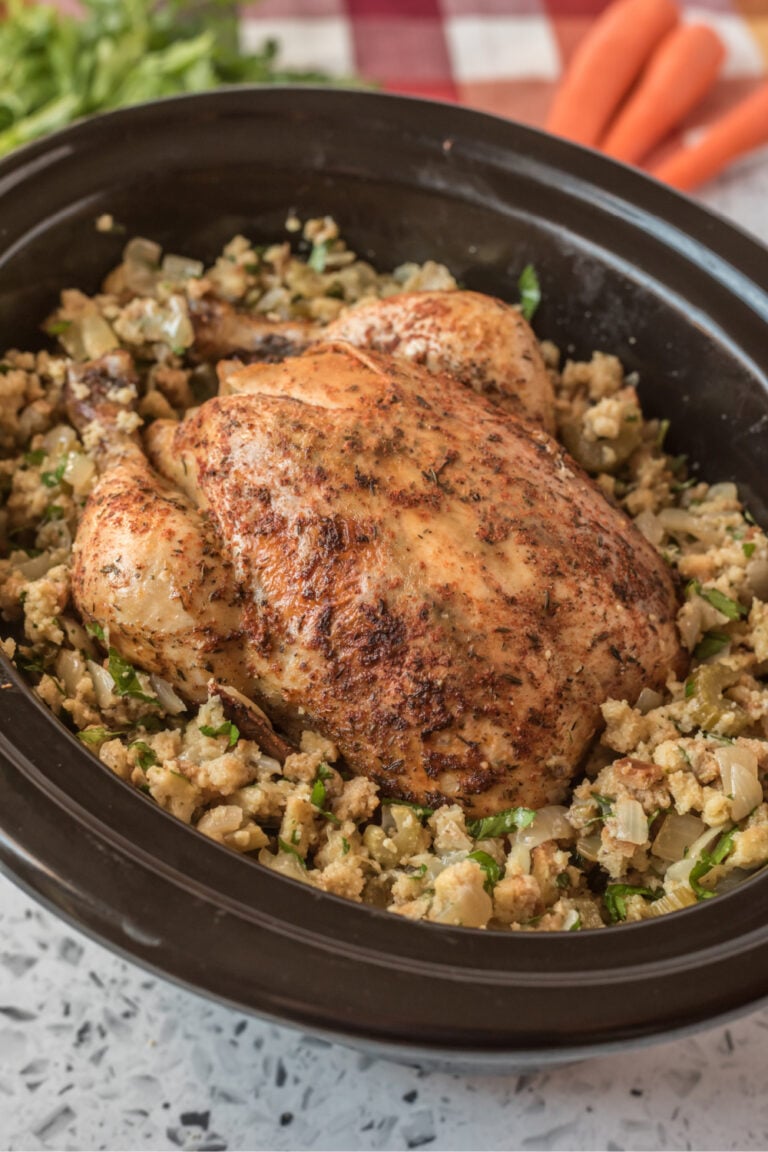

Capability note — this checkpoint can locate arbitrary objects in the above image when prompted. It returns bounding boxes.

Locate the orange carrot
[652,82,768,190]
[546,0,679,147]
[601,25,725,164]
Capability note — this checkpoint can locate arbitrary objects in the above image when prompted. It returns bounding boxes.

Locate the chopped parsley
[467,805,536,840]
[687,579,746,621]
[86,620,105,642]
[555,871,570,889]
[693,631,730,661]
[41,504,64,523]
[45,319,71,336]
[604,884,660,923]
[517,263,540,323]
[689,827,737,900]
[278,838,307,869]
[467,849,501,894]
[24,449,45,466]
[199,720,240,747]
[341,837,350,856]
[130,741,158,770]
[76,726,122,745]
[684,678,696,699]
[743,542,756,558]
[107,648,158,704]
[310,769,340,824]
[308,240,329,273]
[41,460,67,488]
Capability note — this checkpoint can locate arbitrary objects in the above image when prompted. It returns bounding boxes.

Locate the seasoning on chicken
[70,332,683,818]
[193,289,555,431]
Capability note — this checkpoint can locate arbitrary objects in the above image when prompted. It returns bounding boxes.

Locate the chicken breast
[72,341,683,817]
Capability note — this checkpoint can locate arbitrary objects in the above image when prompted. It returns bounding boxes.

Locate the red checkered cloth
[240,0,768,157]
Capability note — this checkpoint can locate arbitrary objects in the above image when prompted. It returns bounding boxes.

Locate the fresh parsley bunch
[0,0,356,158]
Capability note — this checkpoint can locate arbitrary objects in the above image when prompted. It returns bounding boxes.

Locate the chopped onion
[652,812,706,862]
[715,746,763,821]
[664,824,730,886]
[575,831,602,862]
[515,805,573,850]
[87,659,115,708]
[747,557,768,600]
[43,424,78,457]
[63,452,96,496]
[15,550,55,580]
[707,482,738,502]
[613,796,648,845]
[634,510,663,546]
[125,237,162,266]
[657,507,722,546]
[635,687,664,714]
[149,674,187,715]
[56,648,86,697]
[80,313,119,359]
[506,841,531,875]
[256,754,282,777]
[161,253,204,281]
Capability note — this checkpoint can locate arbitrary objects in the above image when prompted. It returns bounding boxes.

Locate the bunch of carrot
[546,0,768,191]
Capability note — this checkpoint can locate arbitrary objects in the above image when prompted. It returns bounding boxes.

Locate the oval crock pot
[1,88,768,1072]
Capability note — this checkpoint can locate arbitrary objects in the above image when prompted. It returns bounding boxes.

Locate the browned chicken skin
[192,290,555,432]
[71,331,683,817]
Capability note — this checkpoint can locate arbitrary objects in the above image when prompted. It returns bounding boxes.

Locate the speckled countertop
[2,160,768,1152]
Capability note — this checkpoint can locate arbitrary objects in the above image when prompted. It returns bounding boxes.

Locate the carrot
[546,0,679,147]
[601,25,725,164]
[651,82,768,190]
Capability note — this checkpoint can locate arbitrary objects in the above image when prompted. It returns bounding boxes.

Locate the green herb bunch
[0,0,357,159]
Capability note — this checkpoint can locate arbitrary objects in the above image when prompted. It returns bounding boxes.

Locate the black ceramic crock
[1,89,768,1072]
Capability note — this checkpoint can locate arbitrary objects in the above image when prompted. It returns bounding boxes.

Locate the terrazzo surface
[1,159,768,1152]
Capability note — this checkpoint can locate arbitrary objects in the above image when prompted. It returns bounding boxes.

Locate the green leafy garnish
[310,770,340,824]
[684,678,696,699]
[86,620,105,642]
[517,264,540,323]
[310,777,327,808]
[694,631,730,661]
[278,838,307,869]
[656,418,670,449]
[130,740,158,770]
[107,647,157,703]
[743,542,756,558]
[341,837,350,856]
[604,884,660,923]
[42,504,64,523]
[308,240,329,273]
[45,319,71,337]
[591,793,614,819]
[76,725,122,745]
[689,827,737,900]
[687,579,746,621]
[41,460,66,488]
[0,0,360,161]
[199,720,239,747]
[24,449,45,466]
[555,871,570,889]
[467,849,501,894]
[382,798,434,820]
[467,805,536,840]
[702,588,746,621]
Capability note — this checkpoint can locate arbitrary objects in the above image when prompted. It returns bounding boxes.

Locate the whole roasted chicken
[70,291,682,817]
